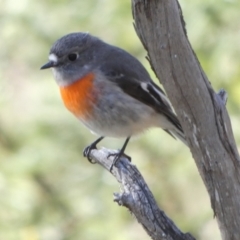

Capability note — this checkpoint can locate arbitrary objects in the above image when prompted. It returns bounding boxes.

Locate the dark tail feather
[164,128,188,146]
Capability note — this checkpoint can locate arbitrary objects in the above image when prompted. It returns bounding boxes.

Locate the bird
[41,32,186,169]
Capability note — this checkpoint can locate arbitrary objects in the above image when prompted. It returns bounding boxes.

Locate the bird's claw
[107,151,131,171]
[83,145,97,164]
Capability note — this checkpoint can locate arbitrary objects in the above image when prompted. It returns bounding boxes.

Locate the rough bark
[131,0,240,239]
[88,148,195,240]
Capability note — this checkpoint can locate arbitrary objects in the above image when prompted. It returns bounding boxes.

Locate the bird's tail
[164,127,188,146]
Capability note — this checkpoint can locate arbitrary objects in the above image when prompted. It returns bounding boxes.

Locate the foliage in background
[0,0,239,239]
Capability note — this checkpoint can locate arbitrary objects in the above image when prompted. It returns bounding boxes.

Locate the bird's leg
[83,136,104,163]
[108,137,131,171]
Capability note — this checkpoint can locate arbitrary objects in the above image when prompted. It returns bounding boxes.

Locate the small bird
[41,32,186,168]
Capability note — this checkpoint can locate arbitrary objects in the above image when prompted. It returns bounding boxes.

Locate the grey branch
[88,148,196,240]
[131,0,240,239]
[217,89,228,105]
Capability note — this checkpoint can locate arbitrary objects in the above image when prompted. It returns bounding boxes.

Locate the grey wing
[99,49,183,133]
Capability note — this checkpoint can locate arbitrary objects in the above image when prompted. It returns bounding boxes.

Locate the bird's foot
[83,144,97,164]
[108,151,131,171]
[83,136,104,164]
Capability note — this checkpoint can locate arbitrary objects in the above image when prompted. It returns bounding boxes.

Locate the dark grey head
[41,32,153,87]
[40,32,103,86]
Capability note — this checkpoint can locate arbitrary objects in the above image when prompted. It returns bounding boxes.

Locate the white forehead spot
[49,53,58,63]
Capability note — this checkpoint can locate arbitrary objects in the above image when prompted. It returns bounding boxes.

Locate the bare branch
[87,148,196,240]
[217,89,228,105]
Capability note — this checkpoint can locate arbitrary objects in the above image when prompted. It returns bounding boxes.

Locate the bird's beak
[40,61,55,70]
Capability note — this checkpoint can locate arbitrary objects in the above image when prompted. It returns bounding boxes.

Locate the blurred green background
[1,0,240,239]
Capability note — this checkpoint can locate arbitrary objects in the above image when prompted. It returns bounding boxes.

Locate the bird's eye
[68,53,78,61]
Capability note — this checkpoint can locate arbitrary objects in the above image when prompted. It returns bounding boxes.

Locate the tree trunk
[131,0,240,239]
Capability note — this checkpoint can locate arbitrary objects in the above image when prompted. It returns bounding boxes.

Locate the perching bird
[41,32,186,168]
